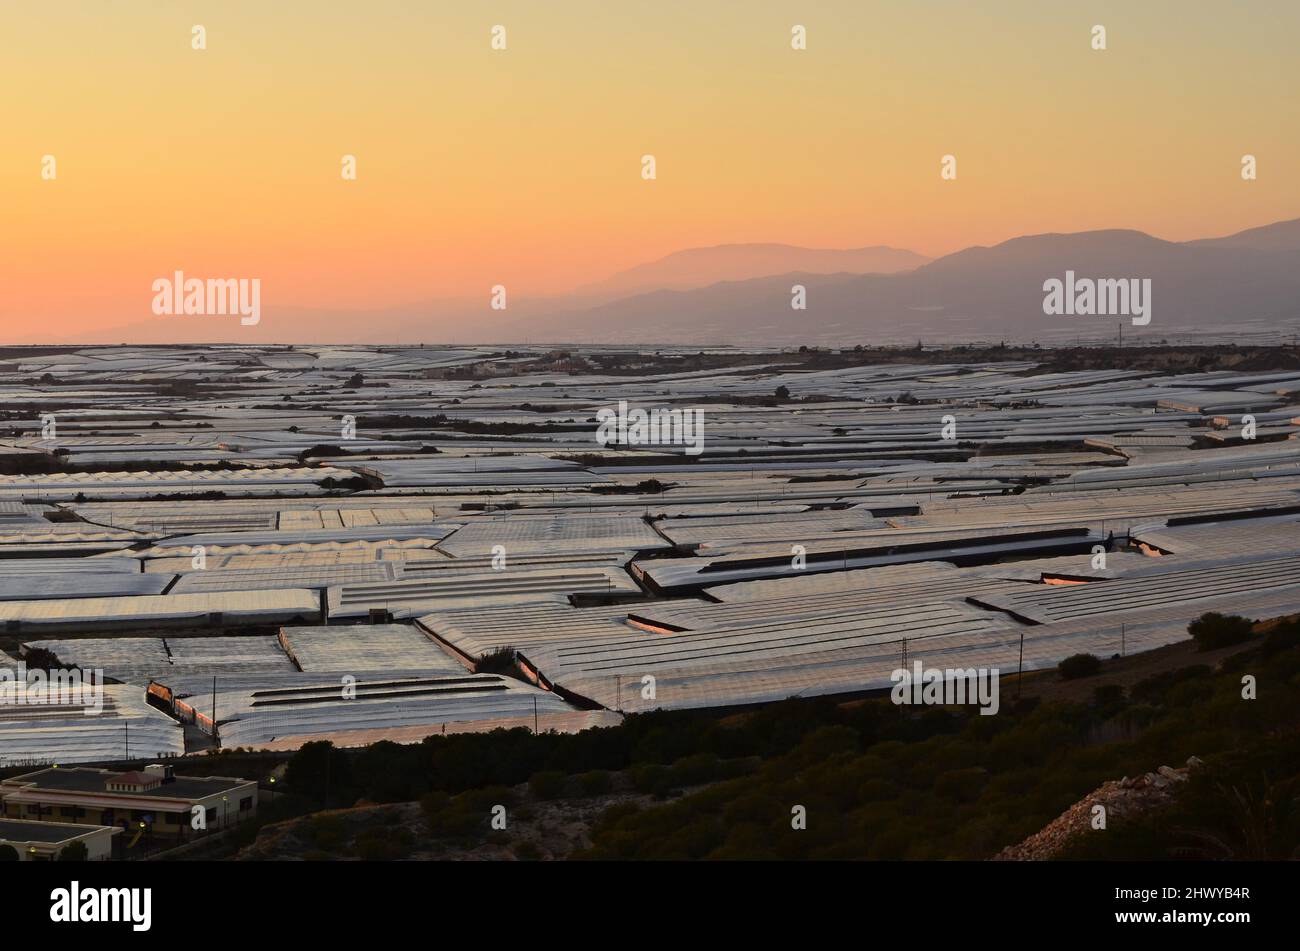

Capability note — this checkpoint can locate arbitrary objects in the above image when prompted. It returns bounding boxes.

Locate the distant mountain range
[569,243,929,302]
[70,217,1300,345]
[1186,217,1300,252]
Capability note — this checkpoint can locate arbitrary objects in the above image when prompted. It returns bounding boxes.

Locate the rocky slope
[994,756,1204,860]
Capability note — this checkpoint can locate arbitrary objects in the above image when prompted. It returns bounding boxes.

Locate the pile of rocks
[993,756,1204,860]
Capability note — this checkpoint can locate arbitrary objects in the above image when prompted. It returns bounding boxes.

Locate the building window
[239,796,253,812]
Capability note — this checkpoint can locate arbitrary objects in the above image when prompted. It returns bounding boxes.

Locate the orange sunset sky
[2,1,1297,341]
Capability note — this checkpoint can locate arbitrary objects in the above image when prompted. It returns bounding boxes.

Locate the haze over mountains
[69,216,1300,346]
[570,244,929,302]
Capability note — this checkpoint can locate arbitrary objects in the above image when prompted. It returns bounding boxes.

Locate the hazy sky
[3,0,1297,339]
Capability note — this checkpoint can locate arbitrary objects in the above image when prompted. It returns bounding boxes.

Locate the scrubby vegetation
[266,613,1300,861]
[1190,612,1256,652]
[574,620,1299,860]
[1055,735,1300,860]
[57,841,88,862]
[1058,653,1102,680]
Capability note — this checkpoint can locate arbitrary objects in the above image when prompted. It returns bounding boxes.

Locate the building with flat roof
[0,818,118,861]
[0,764,257,841]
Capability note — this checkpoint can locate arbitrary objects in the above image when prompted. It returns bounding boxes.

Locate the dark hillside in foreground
[228,614,1300,861]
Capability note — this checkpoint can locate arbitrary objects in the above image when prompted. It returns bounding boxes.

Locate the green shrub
[284,741,356,805]
[1130,665,1211,703]
[1093,683,1125,706]
[421,785,515,841]
[304,814,348,851]
[418,791,450,824]
[857,778,901,802]
[57,841,88,862]
[1189,612,1254,652]
[528,770,568,801]
[512,840,543,861]
[668,752,722,787]
[576,770,613,797]
[934,767,989,803]
[629,764,673,796]
[353,826,412,861]
[513,803,537,822]
[1259,619,1300,658]
[1058,653,1102,680]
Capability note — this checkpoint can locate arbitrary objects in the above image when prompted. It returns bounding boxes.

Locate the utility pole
[898,639,909,714]
[125,721,129,761]
[1016,629,1025,701]
[533,696,539,734]
[211,676,217,741]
